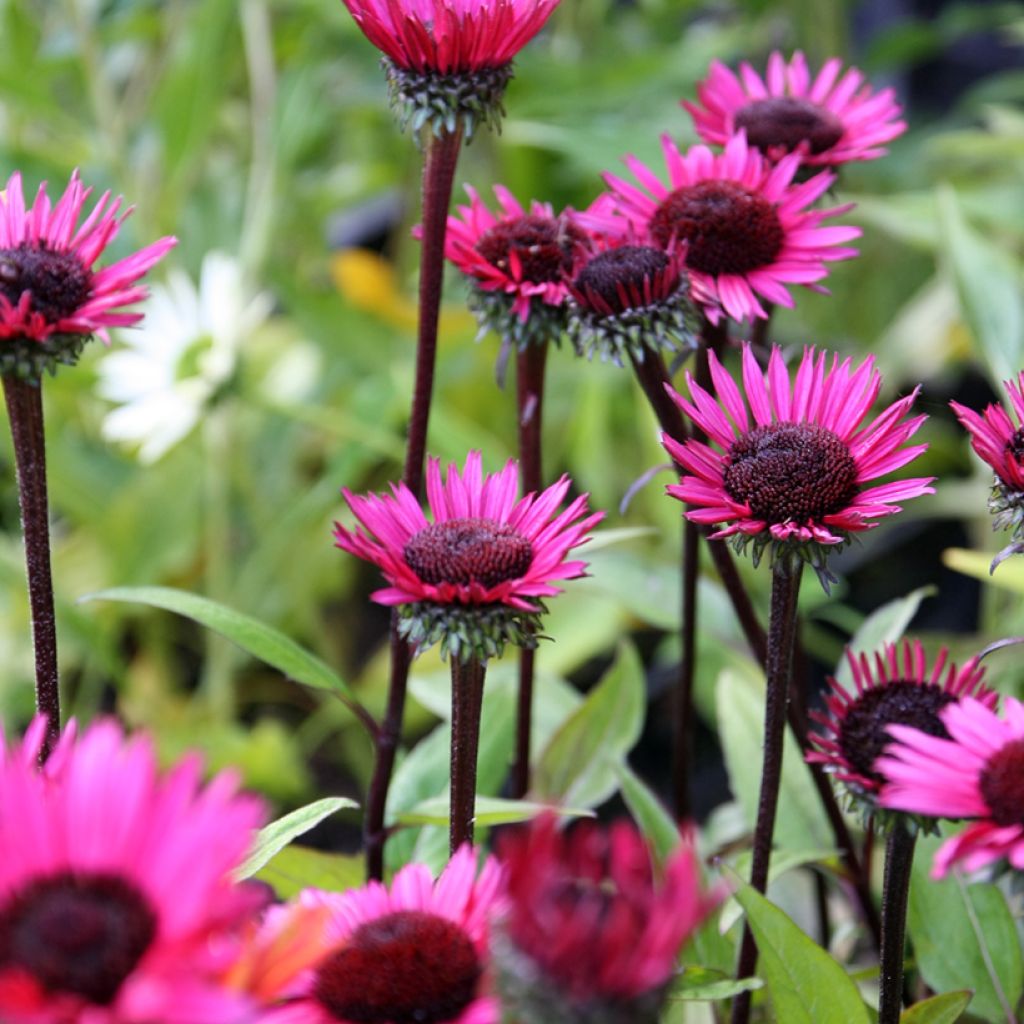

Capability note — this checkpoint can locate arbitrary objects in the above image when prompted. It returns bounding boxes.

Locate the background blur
[1,0,1022,843]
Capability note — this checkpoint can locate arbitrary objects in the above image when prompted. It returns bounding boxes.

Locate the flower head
[334,451,603,659]
[951,373,1024,553]
[340,0,561,137]
[250,846,505,1024]
[592,133,859,323]
[96,251,272,463]
[877,696,1024,878]
[0,171,175,381]
[444,185,589,349]
[494,816,718,1024]
[807,640,996,818]
[682,51,906,166]
[663,344,934,585]
[0,718,266,1024]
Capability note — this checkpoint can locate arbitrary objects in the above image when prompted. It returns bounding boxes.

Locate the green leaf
[833,587,935,689]
[666,967,764,1002]
[907,835,1024,1023]
[732,881,872,1024]
[254,844,364,900]
[616,762,680,863]
[899,991,973,1024]
[937,184,1024,385]
[236,796,357,880]
[81,586,371,733]
[395,795,593,827]
[945,547,1024,593]
[533,640,646,808]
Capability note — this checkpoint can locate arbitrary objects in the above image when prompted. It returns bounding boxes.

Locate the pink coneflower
[594,132,860,323]
[494,816,718,1022]
[334,450,602,658]
[0,171,175,379]
[951,373,1024,545]
[0,717,266,1024]
[252,845,505,1024]
[682,51,906,166]
[663,344,934,583]
[808,640,997,811]
[340,0,561,136]
[877,696,1024,878]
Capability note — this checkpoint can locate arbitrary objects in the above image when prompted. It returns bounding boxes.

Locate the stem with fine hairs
[450,654,487,852]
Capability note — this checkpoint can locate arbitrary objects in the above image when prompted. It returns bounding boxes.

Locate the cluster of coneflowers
[2,2,1024,1023]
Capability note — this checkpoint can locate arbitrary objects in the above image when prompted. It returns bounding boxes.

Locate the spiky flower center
[404,517,533,589]
[313,910,482,1024]
[0,244,92,323]
[1005,426,1024,464]
[980,738,1024,827]
[475,215,584,284]
[573,245,672,313]
[649,181,784,276]
[734,97,844,155]
[0,872,157,1005]
[838,682,956,784]
[723,423,858,525]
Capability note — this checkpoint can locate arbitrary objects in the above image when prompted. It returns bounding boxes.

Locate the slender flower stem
[450,654,487,853]
[511,339,549,799]
[364,125,463,881]
[878,822,916,1024]
[731,560,804,1024]
[3,376,59,760]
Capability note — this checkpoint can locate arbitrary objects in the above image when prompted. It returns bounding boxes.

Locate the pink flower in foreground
[252,846,505,1024]
[0,171,175,375]
[593,133,860,323]
[494,816,718,1020]
[663,344,934,579]
[0,718,266,1024]
[951,373,1024,541]
[340,0,561,74]
[682,51,906,166]
[877,697,1024,878]
[807,640,996,805]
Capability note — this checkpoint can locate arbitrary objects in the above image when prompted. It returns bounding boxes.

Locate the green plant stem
[450,654,486,853]
[878,822,916,1024]
[511,338,548,799]
[3,376,59,760]
[731,560,804,1024]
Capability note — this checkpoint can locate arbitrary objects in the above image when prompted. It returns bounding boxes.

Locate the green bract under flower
[398,600,545,663]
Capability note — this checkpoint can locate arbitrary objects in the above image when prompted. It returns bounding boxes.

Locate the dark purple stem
[878,822,916,1024]
[450,654,486,853]
[731,560,804,1024]
[3,375,59,761]
[512,339,549,799]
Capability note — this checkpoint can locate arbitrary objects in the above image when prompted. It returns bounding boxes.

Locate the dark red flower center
[404,517,533,589]
[474,214,585,284]
[980,738,1024,827]
[1005,426,1024,464]
[0,244,93,323]
[723,423,858,525]
[838,682,956,785]
[649,181,784,276]
[573,245,675,314]
[0,872,157,1005]
[734,97,845,156]
[312,910,482,1024]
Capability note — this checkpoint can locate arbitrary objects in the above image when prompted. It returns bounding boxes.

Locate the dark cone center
[1005,426,1024,464]
[313,910,482,1024]
[573,245,673,314]
[475,214,585,284]
[0,244,92,322]
[649,181,784,276]
[0,872,157,1005]
[980,738,1024,827]
[838,682,956,785]
[723,423,858,525]
[734,97,845,155]
[404,517,533,589]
